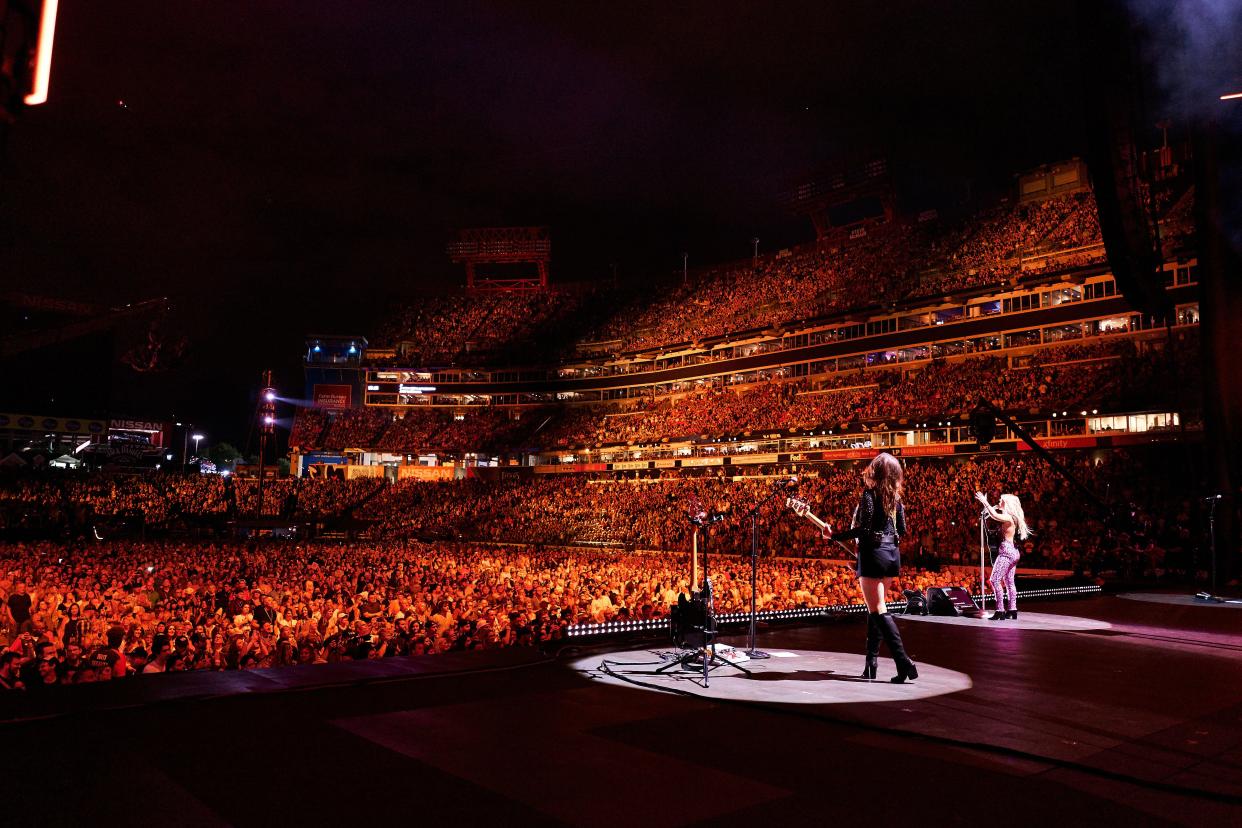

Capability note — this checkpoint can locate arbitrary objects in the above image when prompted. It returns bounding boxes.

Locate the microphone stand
[979,506,989,610]
[1209,496,1218,594]
[735,479,794,659]
[659,509,746,685]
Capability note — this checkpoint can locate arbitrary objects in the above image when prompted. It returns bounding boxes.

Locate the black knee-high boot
[861,613,880,680]
[873,612,918,683]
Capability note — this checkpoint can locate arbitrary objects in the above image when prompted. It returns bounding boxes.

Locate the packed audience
[354,447,1193,575]
[291,333,1194,456]
[0,442,1200,690]
[294,407,539,455]
[365,187,1140,367]
[232,477,386,518]
[360,173,1198,372]
[0,474,385,532]
[0,536,976,689]
[522,335,1190,449]
[372,291,583,365]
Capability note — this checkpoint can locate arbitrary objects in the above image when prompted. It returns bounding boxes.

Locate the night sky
[1,0,1096,448]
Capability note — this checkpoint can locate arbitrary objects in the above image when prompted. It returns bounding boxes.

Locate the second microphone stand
[735,478,798,659]
[659,508,748,685]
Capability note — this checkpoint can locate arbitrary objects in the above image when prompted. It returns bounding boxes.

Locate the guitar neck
[787,497,830,531]
[800,510,830,531]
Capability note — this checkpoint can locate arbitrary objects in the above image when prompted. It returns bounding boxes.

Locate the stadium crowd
[291,334,1189,455]
[372,291,580,366]
[0,475,387,530]
[0,443,1197,691]
[0,537,977,689]
[365,187,1144,365]
[354,448,1192,575]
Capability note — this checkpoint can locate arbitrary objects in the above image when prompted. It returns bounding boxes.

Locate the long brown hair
[863,452,903,517]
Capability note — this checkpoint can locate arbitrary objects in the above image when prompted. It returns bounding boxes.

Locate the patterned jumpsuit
[990,539,1020,612]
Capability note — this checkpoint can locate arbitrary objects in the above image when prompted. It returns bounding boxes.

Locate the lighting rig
[257,370,276,516]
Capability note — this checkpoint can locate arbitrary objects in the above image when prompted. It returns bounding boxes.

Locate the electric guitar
[787,496,856,555]
[786,496,831,533]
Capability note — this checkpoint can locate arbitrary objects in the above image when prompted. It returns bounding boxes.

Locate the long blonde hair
[999,494,1032,540]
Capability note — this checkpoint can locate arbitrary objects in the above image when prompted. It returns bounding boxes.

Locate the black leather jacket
[834,489,906,543]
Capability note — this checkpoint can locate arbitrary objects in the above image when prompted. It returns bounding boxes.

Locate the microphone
[1202,494,1223,501]
[779,475,800,489]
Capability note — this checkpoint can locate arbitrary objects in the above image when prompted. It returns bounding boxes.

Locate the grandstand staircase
[1040,203,1087,252]
[459,303,501,361]
[345,479,389,519]
[303,414,330,452]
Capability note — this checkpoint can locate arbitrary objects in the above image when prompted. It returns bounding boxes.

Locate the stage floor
[3,593,1241,827]
[900,608,1113,630]
[570,647,975,702]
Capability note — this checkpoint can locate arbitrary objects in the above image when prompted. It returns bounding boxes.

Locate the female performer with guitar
[790,453,918,683]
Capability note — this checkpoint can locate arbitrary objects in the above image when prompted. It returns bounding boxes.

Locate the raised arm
[974,491,1013,523]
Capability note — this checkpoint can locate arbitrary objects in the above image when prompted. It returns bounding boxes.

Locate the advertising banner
[533,463,608,474]
[397,465,456,481]
[108,418,170,448]
[1,413,106,435]
[313,384,353,410]
[1017,435,1098,451]
[681,456,723,467]
[893,444,955,457]
[821,448,878,460]
[731,452,779,465]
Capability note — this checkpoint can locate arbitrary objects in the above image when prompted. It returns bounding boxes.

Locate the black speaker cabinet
[927,585,983,618]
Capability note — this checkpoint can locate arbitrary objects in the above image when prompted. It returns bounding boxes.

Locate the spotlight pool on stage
[1117,592,1242,608]
[900,610,1112,631]
[571,648,972,704]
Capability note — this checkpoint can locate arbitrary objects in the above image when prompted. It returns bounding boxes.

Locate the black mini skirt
[856,538,901,578]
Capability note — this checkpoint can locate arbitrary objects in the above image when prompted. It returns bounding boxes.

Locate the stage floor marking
[900,611,1112,631]
[1118,592,1242,609]
[571,648,972,704]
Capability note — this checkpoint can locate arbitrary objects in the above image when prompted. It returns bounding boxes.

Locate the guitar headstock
[686,494,708,526]
[786,495,810,516]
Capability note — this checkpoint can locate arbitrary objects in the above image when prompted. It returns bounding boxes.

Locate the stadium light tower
[682,252,688,286]
[752,237,759,269]
[257,370,277,516]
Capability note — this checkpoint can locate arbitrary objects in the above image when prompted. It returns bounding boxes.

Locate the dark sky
[1,0,1091,447]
